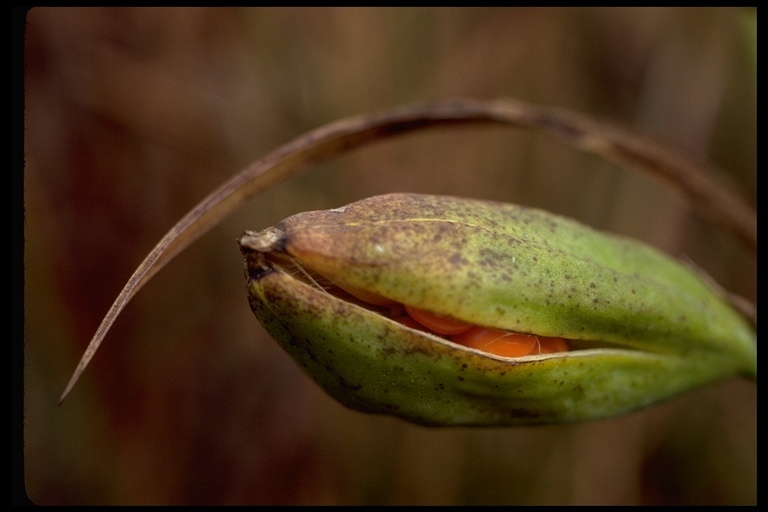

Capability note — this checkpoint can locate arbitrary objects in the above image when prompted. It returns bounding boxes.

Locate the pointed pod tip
[238,227,286,256]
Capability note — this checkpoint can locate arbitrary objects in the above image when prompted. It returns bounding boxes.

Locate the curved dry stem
[59,97,756,404]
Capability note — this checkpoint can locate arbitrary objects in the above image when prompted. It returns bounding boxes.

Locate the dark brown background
[23,7,756,505]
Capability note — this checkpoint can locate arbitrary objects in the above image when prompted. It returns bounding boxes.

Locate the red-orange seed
[392,313,434,333]
[341,286,570,357]
[537,336,569,353]
[404,305,473,335]
[451,327,539,357]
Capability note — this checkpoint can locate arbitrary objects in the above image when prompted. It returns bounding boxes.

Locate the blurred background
[22,7,755,505]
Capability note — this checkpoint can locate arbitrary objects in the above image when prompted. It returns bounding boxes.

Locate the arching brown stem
[59,98,756,404]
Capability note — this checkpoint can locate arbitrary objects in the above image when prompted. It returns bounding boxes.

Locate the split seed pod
[239,193,756,427]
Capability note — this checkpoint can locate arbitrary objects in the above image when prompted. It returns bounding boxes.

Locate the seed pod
[238,193,756,426]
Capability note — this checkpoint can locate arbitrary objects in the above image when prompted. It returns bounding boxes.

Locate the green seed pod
[238,193,755,426]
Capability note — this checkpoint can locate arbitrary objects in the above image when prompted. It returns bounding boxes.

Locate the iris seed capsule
[238,193,756,426]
